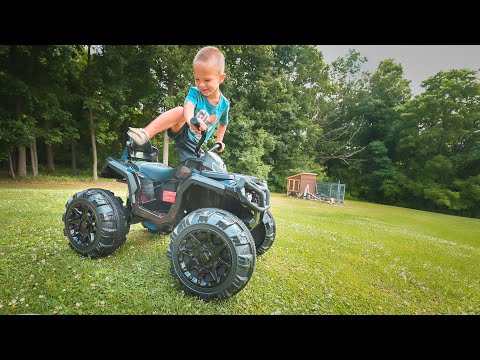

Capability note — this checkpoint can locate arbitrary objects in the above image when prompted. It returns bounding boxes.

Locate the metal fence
[316,182,346,203]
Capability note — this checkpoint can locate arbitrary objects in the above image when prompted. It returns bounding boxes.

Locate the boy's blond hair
[193,46,225,74]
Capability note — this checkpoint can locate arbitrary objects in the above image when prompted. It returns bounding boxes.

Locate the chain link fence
[316,182,345,204]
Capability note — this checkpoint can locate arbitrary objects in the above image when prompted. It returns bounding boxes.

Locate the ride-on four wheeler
[62,120,276,300]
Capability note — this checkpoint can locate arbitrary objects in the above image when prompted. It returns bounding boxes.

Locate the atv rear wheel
[63,188,130,258]
[167,208,256,301]
[251,210,276,255]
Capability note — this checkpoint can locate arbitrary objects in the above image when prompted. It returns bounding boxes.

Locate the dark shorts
[168,123,203,163]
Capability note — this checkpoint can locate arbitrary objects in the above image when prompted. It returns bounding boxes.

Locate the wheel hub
[199,249,212,264]
[68,203,97,247]
[177,229,232,288]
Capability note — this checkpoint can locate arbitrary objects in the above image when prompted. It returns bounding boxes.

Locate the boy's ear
[219,72,226,83]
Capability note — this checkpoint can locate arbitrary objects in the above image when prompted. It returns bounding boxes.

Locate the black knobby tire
[250,210,276,255]
[167,208,256,301]
[62,188,130,258]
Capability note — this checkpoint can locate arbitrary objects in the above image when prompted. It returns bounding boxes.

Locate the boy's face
[193,63,225,99]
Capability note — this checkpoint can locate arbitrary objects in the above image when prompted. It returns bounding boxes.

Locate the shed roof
[286,172,318,179]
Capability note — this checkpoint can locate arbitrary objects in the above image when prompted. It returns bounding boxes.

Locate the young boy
[127,46,230,163]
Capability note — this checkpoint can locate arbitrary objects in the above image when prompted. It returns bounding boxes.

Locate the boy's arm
[216,123,227,152]
[183,101,194,122]
[183,101,206,133]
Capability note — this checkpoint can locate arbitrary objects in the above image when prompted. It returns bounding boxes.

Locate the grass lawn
[1,178,479,315]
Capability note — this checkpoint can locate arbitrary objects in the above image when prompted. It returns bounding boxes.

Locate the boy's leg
[168,123,201,163]
[144,106,186,138]
[128,106,186,145]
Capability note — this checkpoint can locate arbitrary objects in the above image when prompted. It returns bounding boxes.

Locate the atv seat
[134,162,177,182]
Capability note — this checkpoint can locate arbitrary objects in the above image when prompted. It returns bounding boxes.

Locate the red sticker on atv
[162,190,176,203]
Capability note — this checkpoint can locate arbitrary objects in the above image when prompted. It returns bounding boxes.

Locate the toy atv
[62,124,276,301]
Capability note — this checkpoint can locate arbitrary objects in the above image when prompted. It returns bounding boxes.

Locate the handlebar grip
[190,116,200,129]
[190,117,205,135]
[206,142,223,153]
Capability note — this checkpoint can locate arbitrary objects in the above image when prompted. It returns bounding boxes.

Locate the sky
[316,45,480,95]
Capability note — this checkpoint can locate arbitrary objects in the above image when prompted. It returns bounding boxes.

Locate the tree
[318,49,370,167]
[392,69,480,214]
[0,45,36,177]
[221,45,329,190]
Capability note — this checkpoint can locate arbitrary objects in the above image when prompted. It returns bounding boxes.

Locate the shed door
[288,179,300,192]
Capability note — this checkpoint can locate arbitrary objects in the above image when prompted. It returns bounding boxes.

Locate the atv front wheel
[167,208,256,301]
[63,188,130,258]
[251,210,276,255]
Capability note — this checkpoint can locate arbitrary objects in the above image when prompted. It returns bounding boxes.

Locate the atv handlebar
[209,142,222,152]
[189,117,207,157]
[190,117,223,157]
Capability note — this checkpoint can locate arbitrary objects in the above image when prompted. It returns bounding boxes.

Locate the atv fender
[100,158,138,203]
[176,173,227,198]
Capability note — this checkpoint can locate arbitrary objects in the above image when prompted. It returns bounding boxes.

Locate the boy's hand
[216,141,225,152]
[188,110,209,133]
[196,110,209,132]
[188,116,206,134]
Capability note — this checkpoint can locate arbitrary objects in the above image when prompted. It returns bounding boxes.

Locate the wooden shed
[286,172,318,197]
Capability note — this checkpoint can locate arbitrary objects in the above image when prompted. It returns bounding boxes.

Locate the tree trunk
[17,146,27,177]
[90,108,98,181]
[33,135,39,175]
[71,135,77,176]
[163,131,169,166]
[8,151,16,179]
[87,45,98,181]
[30,134,38,176]
[46,143,55,174]
[13,76,24,178]
[163,75,176,165]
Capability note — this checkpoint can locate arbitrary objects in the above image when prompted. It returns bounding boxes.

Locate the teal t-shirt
[184,86,230,144]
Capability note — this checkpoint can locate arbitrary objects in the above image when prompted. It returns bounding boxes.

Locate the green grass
[1,178,479,315]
